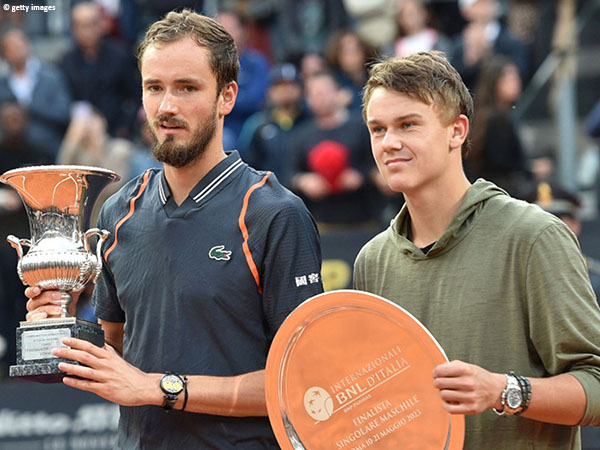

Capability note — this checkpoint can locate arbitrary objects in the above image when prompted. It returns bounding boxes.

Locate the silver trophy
[0,165,120,382]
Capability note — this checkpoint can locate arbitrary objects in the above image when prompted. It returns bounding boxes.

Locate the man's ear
[218,81,238,116]
[449,114,469,152]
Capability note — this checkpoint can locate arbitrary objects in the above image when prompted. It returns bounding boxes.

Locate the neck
[404,171,471,248]
[163,146,227,206]
[13,64,26,75]
[11,57,28,75]
[81,43,100,60]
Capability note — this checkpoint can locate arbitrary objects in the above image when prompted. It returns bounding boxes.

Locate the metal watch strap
[511,371,531,415]
[493,373,524,416]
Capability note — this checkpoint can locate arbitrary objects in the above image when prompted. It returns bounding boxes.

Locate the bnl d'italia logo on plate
[304,387,334,421]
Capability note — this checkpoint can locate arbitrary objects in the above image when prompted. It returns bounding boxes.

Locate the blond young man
[355,51,600,449]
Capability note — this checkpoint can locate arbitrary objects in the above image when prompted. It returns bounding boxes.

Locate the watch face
[161,374,184,394]
[506,388,522,409]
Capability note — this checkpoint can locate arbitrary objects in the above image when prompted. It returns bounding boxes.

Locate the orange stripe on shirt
[104,170,151,263]
[238,172,271,294]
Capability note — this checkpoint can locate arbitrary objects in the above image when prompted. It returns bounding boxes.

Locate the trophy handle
[84,228,110,253]
[84,228,110,283]
[7,235,31,259]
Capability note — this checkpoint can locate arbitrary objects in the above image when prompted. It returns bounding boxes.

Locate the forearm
[146,369,268,417]
[434,360,588,426]
[519,373,586,426]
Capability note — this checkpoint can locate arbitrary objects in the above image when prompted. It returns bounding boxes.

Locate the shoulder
[485,194,557,227]
[101,39,129,58]
[37,63,68,83]
[291,119,318,138]
[355,228,391,264]
[99,168,159,221]
[238,168,316,236]
[483,194,576,245]
[243,168,309,215]
[60,46,82,66]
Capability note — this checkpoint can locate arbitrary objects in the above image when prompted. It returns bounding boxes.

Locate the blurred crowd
[0,0,599,377]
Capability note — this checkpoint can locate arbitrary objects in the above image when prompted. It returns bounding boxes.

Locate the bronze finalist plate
[266,290,464,450]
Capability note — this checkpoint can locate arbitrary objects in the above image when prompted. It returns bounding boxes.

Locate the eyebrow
[367,113,422,125]
[143,78,202,85]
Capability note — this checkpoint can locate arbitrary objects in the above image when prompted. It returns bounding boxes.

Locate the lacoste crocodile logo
[209,245,232,261]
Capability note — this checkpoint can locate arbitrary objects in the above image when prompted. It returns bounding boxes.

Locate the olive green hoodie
[354,179,600,449]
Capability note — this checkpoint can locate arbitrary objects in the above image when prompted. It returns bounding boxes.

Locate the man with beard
[24,10,323,449]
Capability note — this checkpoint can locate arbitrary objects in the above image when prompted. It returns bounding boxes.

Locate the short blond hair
[362,51,473,156]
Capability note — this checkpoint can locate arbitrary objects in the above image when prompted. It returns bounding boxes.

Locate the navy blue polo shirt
[92,151,323,449]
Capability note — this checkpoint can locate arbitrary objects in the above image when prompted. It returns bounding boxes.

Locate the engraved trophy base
[10,317,104,383]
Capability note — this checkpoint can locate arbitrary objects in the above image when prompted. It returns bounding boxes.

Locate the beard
[150,103,218,168]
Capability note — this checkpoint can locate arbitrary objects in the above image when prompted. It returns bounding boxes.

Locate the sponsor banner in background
[0,381,118,450]
[320,227,381,291]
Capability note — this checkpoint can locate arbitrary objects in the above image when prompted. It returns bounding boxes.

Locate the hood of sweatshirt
[388,179,507,260]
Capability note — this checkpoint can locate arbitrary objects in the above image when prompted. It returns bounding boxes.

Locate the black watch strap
[160,373,187,412]
[161,392,178,411]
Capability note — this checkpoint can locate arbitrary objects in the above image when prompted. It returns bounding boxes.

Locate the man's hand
[25,286,80,320]
[52,337,161,407]
[337,168,364,193]
[432,360,505,415]
[294,173,331,201]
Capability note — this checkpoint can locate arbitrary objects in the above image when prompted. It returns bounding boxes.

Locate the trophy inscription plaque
[0,165,120,383]
[265,290,465,449]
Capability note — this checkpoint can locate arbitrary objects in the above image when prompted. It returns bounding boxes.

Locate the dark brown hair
[137,9,240,93]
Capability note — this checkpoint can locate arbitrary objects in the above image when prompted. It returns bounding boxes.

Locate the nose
[381,129,401,152]
[158,91,178,116]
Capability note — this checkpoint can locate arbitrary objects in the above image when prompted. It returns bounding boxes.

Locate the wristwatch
[494,373,523,416]
[160,373,186,411]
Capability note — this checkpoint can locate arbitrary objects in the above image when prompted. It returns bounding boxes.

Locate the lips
[159,122,186,129]
[154,115,188,131]
[384,156,412,166]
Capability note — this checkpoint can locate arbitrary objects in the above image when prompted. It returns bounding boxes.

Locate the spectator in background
[57,107,133,224]
[216,10,270,150]
[217,0,280,61]
[342,0,397,50]
[325,29,377,113]
[0,101,48,172]
[238,63,308,185]
[467,55,531,198]
[298,51,328,84]
[128,106,161,180]
[274,0,350,64]
[524,181,600,301]
[0,27,71,161]
[0,101,43,377]
[449,0,529,89]
[289,70,377,229]
[391,0,452,58]
[60,1,139,138]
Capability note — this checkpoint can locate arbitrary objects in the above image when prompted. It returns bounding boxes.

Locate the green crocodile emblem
[209,245,232,261]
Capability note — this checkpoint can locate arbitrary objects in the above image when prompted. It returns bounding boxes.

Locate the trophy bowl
[0,165,120,382]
